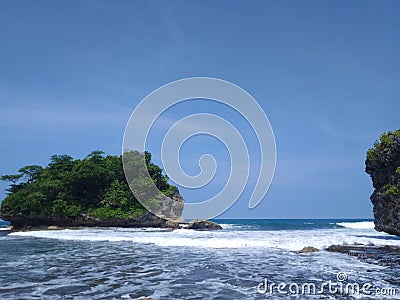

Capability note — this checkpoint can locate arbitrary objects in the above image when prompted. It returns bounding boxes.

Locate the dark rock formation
[2,211,177,230]
[326,244,400,267]
[365,130,400,236]
[186,219,222,230]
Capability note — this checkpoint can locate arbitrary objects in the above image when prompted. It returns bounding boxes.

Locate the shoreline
[7,225,177,233]
[0,216,223,231]
[0,214,183,230]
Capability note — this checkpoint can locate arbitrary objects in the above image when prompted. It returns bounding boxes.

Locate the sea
[1,219,399,299]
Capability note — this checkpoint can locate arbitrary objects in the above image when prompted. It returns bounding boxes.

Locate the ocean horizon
[1,218,399,299]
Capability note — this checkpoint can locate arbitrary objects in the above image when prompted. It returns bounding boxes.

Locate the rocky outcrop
[1,211,177,230]
[366,130,400,236]
[326,245,400,267]
[158,188,185,223]
[186,219,222,230]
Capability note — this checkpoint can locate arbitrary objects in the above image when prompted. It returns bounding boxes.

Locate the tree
[0,174,24,194]
[48,154,74,175]
[67,158,113,209]
[0,150,175,219]
[1,174,22,185]
[18,165,43,183]
[86,150,105,163]
[101,180,130,209]
[52,199,68,217]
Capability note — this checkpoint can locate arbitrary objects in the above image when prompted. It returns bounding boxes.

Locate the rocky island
[366,130,400,236]
[0,150,186,229]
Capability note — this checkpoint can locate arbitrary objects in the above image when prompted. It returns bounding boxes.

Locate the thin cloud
[0,101,130,129]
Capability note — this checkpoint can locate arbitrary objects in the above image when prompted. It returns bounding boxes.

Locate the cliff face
[158,188,185,222]
[365,130,400,236]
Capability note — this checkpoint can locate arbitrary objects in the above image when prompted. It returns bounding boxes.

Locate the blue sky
[0,0,399,218]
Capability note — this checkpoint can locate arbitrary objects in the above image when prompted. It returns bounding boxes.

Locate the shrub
[384,185,400,197]
[66,204,82,217]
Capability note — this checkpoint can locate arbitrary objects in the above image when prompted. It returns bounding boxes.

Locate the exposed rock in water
[164,220,180,229]
[365,130,400,236]
[326,244,400,267]
[186,219,222,230]
[298,246,320,253]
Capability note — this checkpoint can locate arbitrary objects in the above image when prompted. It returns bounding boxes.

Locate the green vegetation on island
[365,129,400,236]
[0,150,176,220]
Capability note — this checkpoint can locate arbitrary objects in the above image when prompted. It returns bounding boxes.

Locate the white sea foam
[336,221,375,229]
[10,225,400,251]
[219,223,235,229]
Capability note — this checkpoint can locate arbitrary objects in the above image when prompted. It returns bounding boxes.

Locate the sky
[0,0,399,219]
